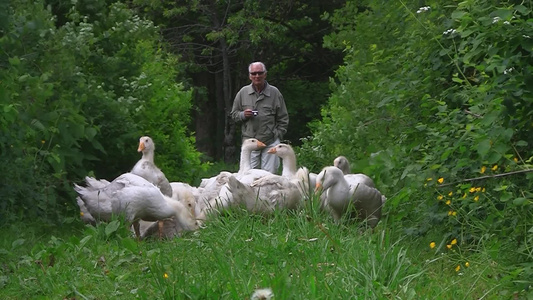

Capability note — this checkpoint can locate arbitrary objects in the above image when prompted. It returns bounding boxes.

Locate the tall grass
[0,203,527,299]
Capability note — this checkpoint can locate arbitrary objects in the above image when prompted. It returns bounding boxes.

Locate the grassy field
[0,202,529,299]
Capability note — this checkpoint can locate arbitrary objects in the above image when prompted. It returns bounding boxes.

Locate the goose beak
[257,141,266,148]
[314,182,322,193]
[267,147,277,154]
[137,141,145,152]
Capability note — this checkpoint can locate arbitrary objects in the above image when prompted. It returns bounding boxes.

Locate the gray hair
[248,62,267,73]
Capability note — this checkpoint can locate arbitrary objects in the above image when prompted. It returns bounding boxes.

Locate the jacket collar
[247,81,271,97]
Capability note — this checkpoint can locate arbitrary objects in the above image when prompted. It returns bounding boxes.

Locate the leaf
[30,119,45,131]
[499,191,513,202]
[78,235,92,249]
[494,185,509,191]
[121,237,138,253]
[85,127,98,140]
[475,139,491,157]
[105,220,121,237]
[451,11,467,19]
[452,76,464,83]
[8,57,20,66]
[11,239,25,249]
[516,140,528,147]
[491,9,513,20]
[512,198,528,206]
[514,5,530,15]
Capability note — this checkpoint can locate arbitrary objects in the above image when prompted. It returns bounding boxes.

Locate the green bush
[0,0,205,224]
[298,0,533,280]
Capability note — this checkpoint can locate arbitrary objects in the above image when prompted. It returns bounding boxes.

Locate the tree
[132,0,345,163]
[0,0,203,223]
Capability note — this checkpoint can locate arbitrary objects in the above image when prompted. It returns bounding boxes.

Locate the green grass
[0,206,530,299]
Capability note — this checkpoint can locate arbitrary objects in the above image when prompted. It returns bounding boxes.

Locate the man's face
[249,64,266,87]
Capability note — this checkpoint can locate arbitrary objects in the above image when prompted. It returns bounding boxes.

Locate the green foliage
[0,0,204,224]
[298,0,533,285]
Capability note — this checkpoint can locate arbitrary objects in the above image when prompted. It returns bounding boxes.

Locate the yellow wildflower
[474,195,479,202]
[448,191,453,196]
[475,187,481,192]
[448,211,453,216]
[445,200,451,205]
[451,239,457,245]
[513,157,518,163]
[430,242,436,249]
[452,211,457,216]
[492,165,498,171]
[465,262,470,268]
[438,178,444,184]
[447,244,452,249]
[80,212,84,217]
[482,188,486,192]
[41,140,46,144]
[469,187,476,193]
[455,265,461,272]
[480,166,486,174]
[163,273,169,279]
[438,195,444,200]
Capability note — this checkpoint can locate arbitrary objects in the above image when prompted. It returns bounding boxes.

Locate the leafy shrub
[0,0,204,224]
[298,0,533,280]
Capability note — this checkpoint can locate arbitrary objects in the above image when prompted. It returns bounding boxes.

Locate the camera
[252,110,258,116]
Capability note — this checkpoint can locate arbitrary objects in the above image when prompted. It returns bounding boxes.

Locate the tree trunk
[193,72,217,159]
[220,39,237,164]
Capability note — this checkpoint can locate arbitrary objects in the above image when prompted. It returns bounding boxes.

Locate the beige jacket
[230,82,289,145]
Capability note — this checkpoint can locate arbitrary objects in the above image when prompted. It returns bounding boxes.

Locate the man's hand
[244,109,254,118]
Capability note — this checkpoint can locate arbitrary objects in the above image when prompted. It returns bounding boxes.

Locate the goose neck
[142,150,155,163]
[239,148,253,173]
[281,155,298,178]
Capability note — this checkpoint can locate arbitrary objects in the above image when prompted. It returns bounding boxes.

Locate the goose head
[239,138,267,173]
[137,136,155,154]
[315,166,346,193]
[243,138,266,151]
[267,143,294,157]
[268,143,297,177]
[333,156,351,175]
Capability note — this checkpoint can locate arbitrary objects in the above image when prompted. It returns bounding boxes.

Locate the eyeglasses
[249,71,265,76]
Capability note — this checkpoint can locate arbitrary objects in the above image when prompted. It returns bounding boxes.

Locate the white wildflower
[503,67,514,75]
[416,6,431,14]
[492,17,501,23]
[523,35,531,38]
[503,21,510,25]
[251,288,274,300]
[443,29,457,35]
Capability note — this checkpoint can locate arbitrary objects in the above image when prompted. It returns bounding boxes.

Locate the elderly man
[230,62,289,174]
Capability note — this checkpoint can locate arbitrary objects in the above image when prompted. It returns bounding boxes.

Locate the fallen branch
[438,169,533,188]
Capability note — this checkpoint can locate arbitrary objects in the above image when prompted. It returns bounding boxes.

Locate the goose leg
[158,220,163,239]
[133,221,141,240]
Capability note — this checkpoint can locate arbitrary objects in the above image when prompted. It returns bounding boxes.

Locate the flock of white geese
[74,136,387,240]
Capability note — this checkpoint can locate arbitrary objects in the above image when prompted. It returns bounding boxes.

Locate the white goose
[131,136,173,197]
[315,166,383,228]
[267,143,316,196]
[225,143,309,214]
[226,169,304,214]
[333,156,375,188]
[74,173,198,239]
[137,181,200,239]
[200,139,270,215]
[76,177,111,225]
